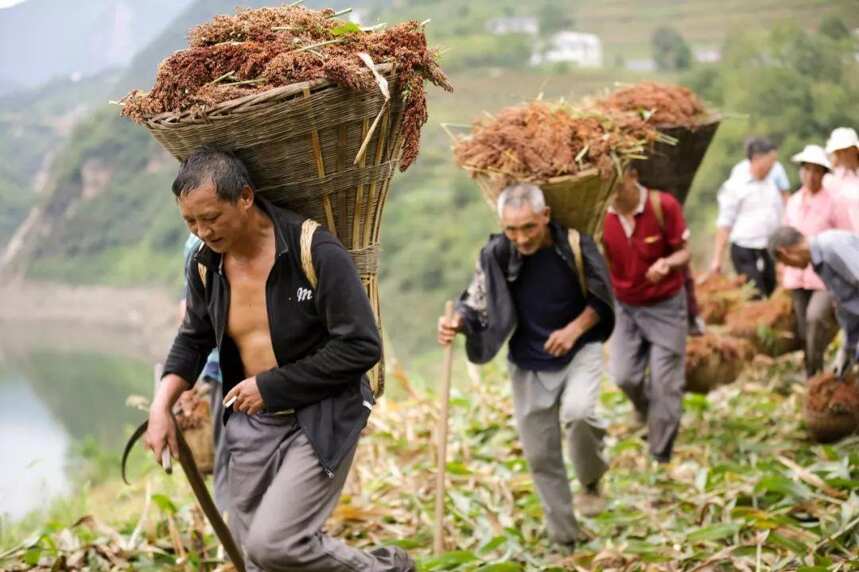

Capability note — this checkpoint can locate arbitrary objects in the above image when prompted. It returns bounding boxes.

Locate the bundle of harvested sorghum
[804,371,859,442]
[452,100,668,185]
[175,386,214,473]
[725,289,800,357]
[596,82,710,127]
[121,5,452,171]
[685,332,753,393]
[696,274,754,325]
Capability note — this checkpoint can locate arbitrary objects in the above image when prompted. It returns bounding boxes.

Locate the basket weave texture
[634,116,721,205]
[471,169,619,241]
[142,65,405,396]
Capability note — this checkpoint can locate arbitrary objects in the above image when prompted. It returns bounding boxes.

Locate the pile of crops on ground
[120,5,452,170]
[685,332,753,393]
[726,289,800,356]
[696,274,754,325]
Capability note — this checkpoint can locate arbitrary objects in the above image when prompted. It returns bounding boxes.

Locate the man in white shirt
[709,137,785,298]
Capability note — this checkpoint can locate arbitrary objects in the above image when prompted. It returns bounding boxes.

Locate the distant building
[486,16,538,36]
[694,48,721,63]
[531,31,603,68]
[625,58,657,72]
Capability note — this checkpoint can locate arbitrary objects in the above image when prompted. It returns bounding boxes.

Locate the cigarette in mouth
[224,395,237,408]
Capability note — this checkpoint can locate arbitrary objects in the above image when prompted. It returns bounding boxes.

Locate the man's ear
[239,185,255,209]
[542,206,552,221]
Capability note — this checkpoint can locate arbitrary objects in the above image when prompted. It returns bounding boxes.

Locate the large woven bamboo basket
[634,116,721,205]
[471,169,619,241]
[140,64,405,397]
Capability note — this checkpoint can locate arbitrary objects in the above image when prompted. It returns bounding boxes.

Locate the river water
[0,324,154,521]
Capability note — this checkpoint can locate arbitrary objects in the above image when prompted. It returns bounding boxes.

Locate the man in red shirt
[603,166,690,463]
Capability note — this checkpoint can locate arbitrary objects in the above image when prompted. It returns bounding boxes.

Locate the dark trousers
[790,289,838,377]
[730,243,776,299]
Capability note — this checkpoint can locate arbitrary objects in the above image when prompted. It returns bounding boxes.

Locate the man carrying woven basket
[602,166,691,464]
[437,184,616,550]
[145,148,414,571]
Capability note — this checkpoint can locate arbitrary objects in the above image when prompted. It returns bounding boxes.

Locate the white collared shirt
[716,172,784,249]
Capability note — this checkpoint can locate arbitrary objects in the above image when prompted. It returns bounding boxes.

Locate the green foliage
[651,26,693,71]
[537,2,575,37]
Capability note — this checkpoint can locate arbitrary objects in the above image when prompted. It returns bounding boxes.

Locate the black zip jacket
[163,196,380,476]
[456,221,615,364]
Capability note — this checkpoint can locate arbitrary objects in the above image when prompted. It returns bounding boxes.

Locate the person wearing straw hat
[781,145,839,377]
[769,226,859,378]
[145,148,415,572]
[602,166,690,465]
[709,137,785,298]
[437,183,616,550]
[824,127,859,233]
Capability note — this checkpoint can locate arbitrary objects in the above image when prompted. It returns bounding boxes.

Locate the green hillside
[1,1,858,374]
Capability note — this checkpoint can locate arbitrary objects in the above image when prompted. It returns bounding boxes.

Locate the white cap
[825,127,859,154]
[791,144,832,171]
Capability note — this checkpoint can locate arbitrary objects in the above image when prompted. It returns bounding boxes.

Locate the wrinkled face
[800,163,827,192]
[501,204,551,256]
[750,150,778,181]
[834,147,859,168]
[776,242,811,268]
[177,181,253,254]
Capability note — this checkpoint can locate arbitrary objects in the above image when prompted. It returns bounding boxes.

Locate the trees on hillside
[652,26,693,71]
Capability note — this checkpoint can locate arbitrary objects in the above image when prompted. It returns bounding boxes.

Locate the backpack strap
[300,219,320,289]
[566,228,588,295]
[649,189,665,231]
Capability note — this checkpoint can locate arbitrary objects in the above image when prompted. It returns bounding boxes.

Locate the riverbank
[0,280,177,362]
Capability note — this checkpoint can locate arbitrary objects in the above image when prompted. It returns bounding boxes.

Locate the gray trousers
[205,377,230,514]
[611,290,687,460]
[224,412,411,572]
[509,342,608,545]
[790,289,838,377]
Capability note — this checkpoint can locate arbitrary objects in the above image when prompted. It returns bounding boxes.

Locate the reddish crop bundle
[121,5,452,171]
[685,333,753,393]
[596,82,710,128]
[804,372,859,442]
[452,100,665,185]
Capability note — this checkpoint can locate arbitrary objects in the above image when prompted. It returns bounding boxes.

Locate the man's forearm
[567,305,600,337]
[664,246,690,270]
[153,373,191,412]
[712,227,730,264]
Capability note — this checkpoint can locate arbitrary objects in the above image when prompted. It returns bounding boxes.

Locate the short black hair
[745,137,777,160]
[172,146,255,202]
[767,225,804,260]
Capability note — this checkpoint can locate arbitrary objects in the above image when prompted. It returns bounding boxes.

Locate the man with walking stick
[437,183,616,551]
[145,147,415,571]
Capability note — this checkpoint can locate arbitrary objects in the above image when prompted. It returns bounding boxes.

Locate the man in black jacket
[437,184,616,550]
[145,148,413,571]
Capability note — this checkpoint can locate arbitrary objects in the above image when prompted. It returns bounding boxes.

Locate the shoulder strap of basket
[566,228,588,295]
[649,189,665,231]
[300,219,320,289]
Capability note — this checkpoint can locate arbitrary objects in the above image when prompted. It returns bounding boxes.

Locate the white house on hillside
[531,31,603,68]
[486,16,539,36]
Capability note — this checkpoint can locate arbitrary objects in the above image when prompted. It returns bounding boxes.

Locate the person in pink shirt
[783,145,839,377]
[824,127,859,232]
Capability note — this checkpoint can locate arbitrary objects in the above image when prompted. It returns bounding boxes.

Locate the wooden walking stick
[434,300,455,555]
